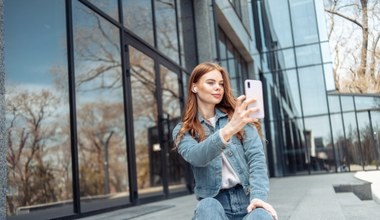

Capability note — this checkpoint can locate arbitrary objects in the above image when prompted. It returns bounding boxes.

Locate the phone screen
[244,79,265,118]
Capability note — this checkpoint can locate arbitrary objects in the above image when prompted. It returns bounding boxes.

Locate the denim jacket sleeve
[172,123,227,167]
[242,124,269,202]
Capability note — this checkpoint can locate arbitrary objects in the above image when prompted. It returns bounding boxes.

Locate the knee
[194,198,225,218]
[247,208,273,220]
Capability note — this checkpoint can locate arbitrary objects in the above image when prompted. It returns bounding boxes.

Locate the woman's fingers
[247,199,278,220]
[235,95,246,109]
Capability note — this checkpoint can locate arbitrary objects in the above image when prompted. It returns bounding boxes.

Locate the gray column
[0,0,6,219]
[193,0,217,62]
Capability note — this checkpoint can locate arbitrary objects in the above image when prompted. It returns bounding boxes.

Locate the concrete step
[337,193,380,220]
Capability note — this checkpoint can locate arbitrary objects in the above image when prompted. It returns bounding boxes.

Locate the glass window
[5,0,73,217]
[159,65,187,193]
[356,112,377,170]
[328,95,342,114]
[321,42,332,63]
[329,113,350,172]
[266,0,293,48]
[284,69,302,117]
[73,1,129,211]
[88,0,119,21]
[218,28,228,69]
[341,96,355,112]
[304,116,335,173]
[123,0,154,45]
[343,112,362,171]
[314,0,328,42]
[155,0,179,63]
[370,111,380,168]
[177,0,197,71]
[280,48,296,69]
[298,65,328,116]
[295,44,321,67]
[354,96,380,111]
[128,46,163,197]
[324,63,335,91]
[289,0,319,45]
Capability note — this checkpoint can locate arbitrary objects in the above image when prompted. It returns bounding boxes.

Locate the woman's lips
[212,94,222,98]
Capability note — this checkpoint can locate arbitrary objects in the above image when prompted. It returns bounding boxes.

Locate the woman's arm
[172,123,226,167]
[242,124,269,202]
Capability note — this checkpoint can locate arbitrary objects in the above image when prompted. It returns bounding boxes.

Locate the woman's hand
[247,199,278,220]
[220,95,259,141]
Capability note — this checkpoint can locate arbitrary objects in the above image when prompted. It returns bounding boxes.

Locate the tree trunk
[359,0,369,84]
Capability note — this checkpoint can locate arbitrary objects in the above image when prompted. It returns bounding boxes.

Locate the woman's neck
[198,104,215,119]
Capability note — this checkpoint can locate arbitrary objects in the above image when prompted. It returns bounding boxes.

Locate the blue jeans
[193,185,273,220]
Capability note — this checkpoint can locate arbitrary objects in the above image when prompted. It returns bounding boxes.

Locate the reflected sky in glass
[5,0,66,86]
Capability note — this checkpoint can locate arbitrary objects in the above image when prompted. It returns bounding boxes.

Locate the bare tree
[6,90,61,214]
[325,0,380,93]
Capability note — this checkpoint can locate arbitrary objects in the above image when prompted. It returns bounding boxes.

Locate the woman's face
[193,69,224,108]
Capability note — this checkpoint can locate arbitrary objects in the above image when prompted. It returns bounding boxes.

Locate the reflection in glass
[304,116,335,173]
[177,0,197,70]
[298,65,327,116]
[266,0,293,48]
[321,42,332,63]
[354,96,379,111]
[370,111,380,169]
[129,46,163,197]
[283,69,302,117]
[123,0,154,45]
[330,113,348,172]
[341,96,354,112]
[283,118,306,174]
[281,48,296,69]
[289,0,318,45]
[88,0,119,21]
[324,63,335,91]
[5,0,73,217]
[159,65,187,193]
[227,40,238,96]
[356,112,377,171]
[155,0,180,63]
[73,1,129,211]
[295,44,321,67]
[343,112,362,171]
[328,95,341,114]
[219,28,228,73]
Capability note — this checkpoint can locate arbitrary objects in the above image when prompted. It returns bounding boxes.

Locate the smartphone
[244,79,265,118]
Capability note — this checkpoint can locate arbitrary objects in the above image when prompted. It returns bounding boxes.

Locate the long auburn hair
[175,62,262,146]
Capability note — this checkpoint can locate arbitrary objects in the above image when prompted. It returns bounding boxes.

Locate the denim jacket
[172,108,269,202]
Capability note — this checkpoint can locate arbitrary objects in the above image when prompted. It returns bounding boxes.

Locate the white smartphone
[244,79,265,118]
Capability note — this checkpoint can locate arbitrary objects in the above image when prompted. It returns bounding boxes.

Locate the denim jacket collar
[197,108,227,124]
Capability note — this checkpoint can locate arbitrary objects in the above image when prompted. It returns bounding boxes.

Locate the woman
[172,62,277,220]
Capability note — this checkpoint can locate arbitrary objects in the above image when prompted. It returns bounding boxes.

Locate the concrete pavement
[78,171,380,220]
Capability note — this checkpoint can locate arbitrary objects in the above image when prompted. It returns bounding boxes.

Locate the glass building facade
[2,0,379,219]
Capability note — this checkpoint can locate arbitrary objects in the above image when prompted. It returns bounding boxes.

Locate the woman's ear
[192,84,197,93]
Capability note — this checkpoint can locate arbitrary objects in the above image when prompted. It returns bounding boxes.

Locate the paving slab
[78,172,380,220]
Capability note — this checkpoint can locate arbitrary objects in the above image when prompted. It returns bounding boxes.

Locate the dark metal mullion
[123,34,139,205]
[118,0,138,205]
[152,0,158,48]
[212,0,221,62]
[174,0,182,67]
[353,96,365,170]
[155,62,170,198]
[339,95,351,172]
[65,0,81,214]
[367,110,379,170]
